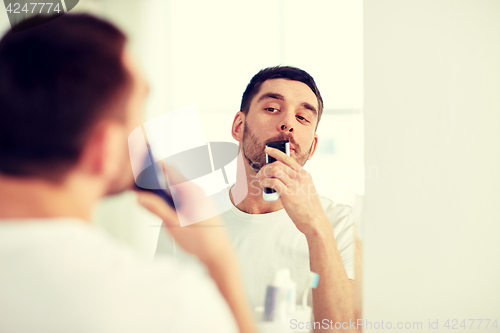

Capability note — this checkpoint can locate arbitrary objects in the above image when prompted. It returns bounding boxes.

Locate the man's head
[0,14,147,194]
[240,66,324,129]
[233,66,323,172]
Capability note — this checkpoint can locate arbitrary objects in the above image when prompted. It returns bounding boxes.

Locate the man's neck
[228,152,284,215]
[0,175,99,222]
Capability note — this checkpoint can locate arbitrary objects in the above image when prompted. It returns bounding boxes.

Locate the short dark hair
[0,14,129,181]
[240,66,324,129]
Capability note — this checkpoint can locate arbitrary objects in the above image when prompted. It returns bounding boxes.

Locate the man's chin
[248,157,266,173]
[104,187,128,196]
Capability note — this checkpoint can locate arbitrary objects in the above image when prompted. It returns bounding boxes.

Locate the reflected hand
[257,146,327,236]
[136,163,234,266]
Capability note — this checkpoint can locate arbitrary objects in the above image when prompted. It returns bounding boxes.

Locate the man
[0,14,256,333]
[229,66,360,327]
[157,66,361,330]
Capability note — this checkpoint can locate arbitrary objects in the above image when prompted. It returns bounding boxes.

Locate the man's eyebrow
[257,92,318,116]
[257,92,285,103]
[302,102,318,116]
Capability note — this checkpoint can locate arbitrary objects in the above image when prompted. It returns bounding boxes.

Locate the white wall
[364,0,500,330]
[143,0,363,115]
[92,0,365,254]
[0,3,9,33]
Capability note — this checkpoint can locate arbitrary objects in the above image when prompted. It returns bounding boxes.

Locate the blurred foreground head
[0,14,147,193]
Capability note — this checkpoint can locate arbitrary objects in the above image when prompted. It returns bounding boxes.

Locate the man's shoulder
[212,186,231,208]
[0,218,237,333]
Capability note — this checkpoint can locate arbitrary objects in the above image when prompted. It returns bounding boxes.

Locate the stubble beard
[241,120,313,173]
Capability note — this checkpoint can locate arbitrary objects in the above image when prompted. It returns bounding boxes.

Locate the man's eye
[297,115,309,123]
[265,107,279,112]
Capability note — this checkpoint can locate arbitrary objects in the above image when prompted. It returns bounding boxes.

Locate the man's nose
[278,113,294,133]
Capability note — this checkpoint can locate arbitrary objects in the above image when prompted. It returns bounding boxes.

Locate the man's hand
[256,146,328,236]
[136,163,257,333]
[136,163,233,266]
[258,148,358,331]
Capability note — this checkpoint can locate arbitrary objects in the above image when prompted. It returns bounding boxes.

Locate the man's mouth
[264,137,297,154]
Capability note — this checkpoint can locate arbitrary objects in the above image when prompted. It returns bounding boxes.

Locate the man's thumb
[136,191,178,224]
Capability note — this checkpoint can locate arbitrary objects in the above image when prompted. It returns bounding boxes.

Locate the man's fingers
[260,162,297,180]
[265,146,300,171]
[162,161,208,207]
[261,178,286,193]
[162,162,188,186]
[136,191,179,226]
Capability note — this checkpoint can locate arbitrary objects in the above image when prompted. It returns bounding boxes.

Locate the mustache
[264,134,299,152]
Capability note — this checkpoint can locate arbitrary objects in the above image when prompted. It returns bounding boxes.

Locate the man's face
[105,51,148,195]
[240,78,319,172]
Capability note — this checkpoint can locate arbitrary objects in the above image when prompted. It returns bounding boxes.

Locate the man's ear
[307,134,319,160]
[78,121,124,178]
[231,111,245,143]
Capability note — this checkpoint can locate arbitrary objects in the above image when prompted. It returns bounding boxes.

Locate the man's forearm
[305,216,355,332]
[204,252,257,333]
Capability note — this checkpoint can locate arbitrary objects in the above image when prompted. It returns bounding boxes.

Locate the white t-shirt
[0,218,238,333]
[156,187,356,311]
[216,188,356,310]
